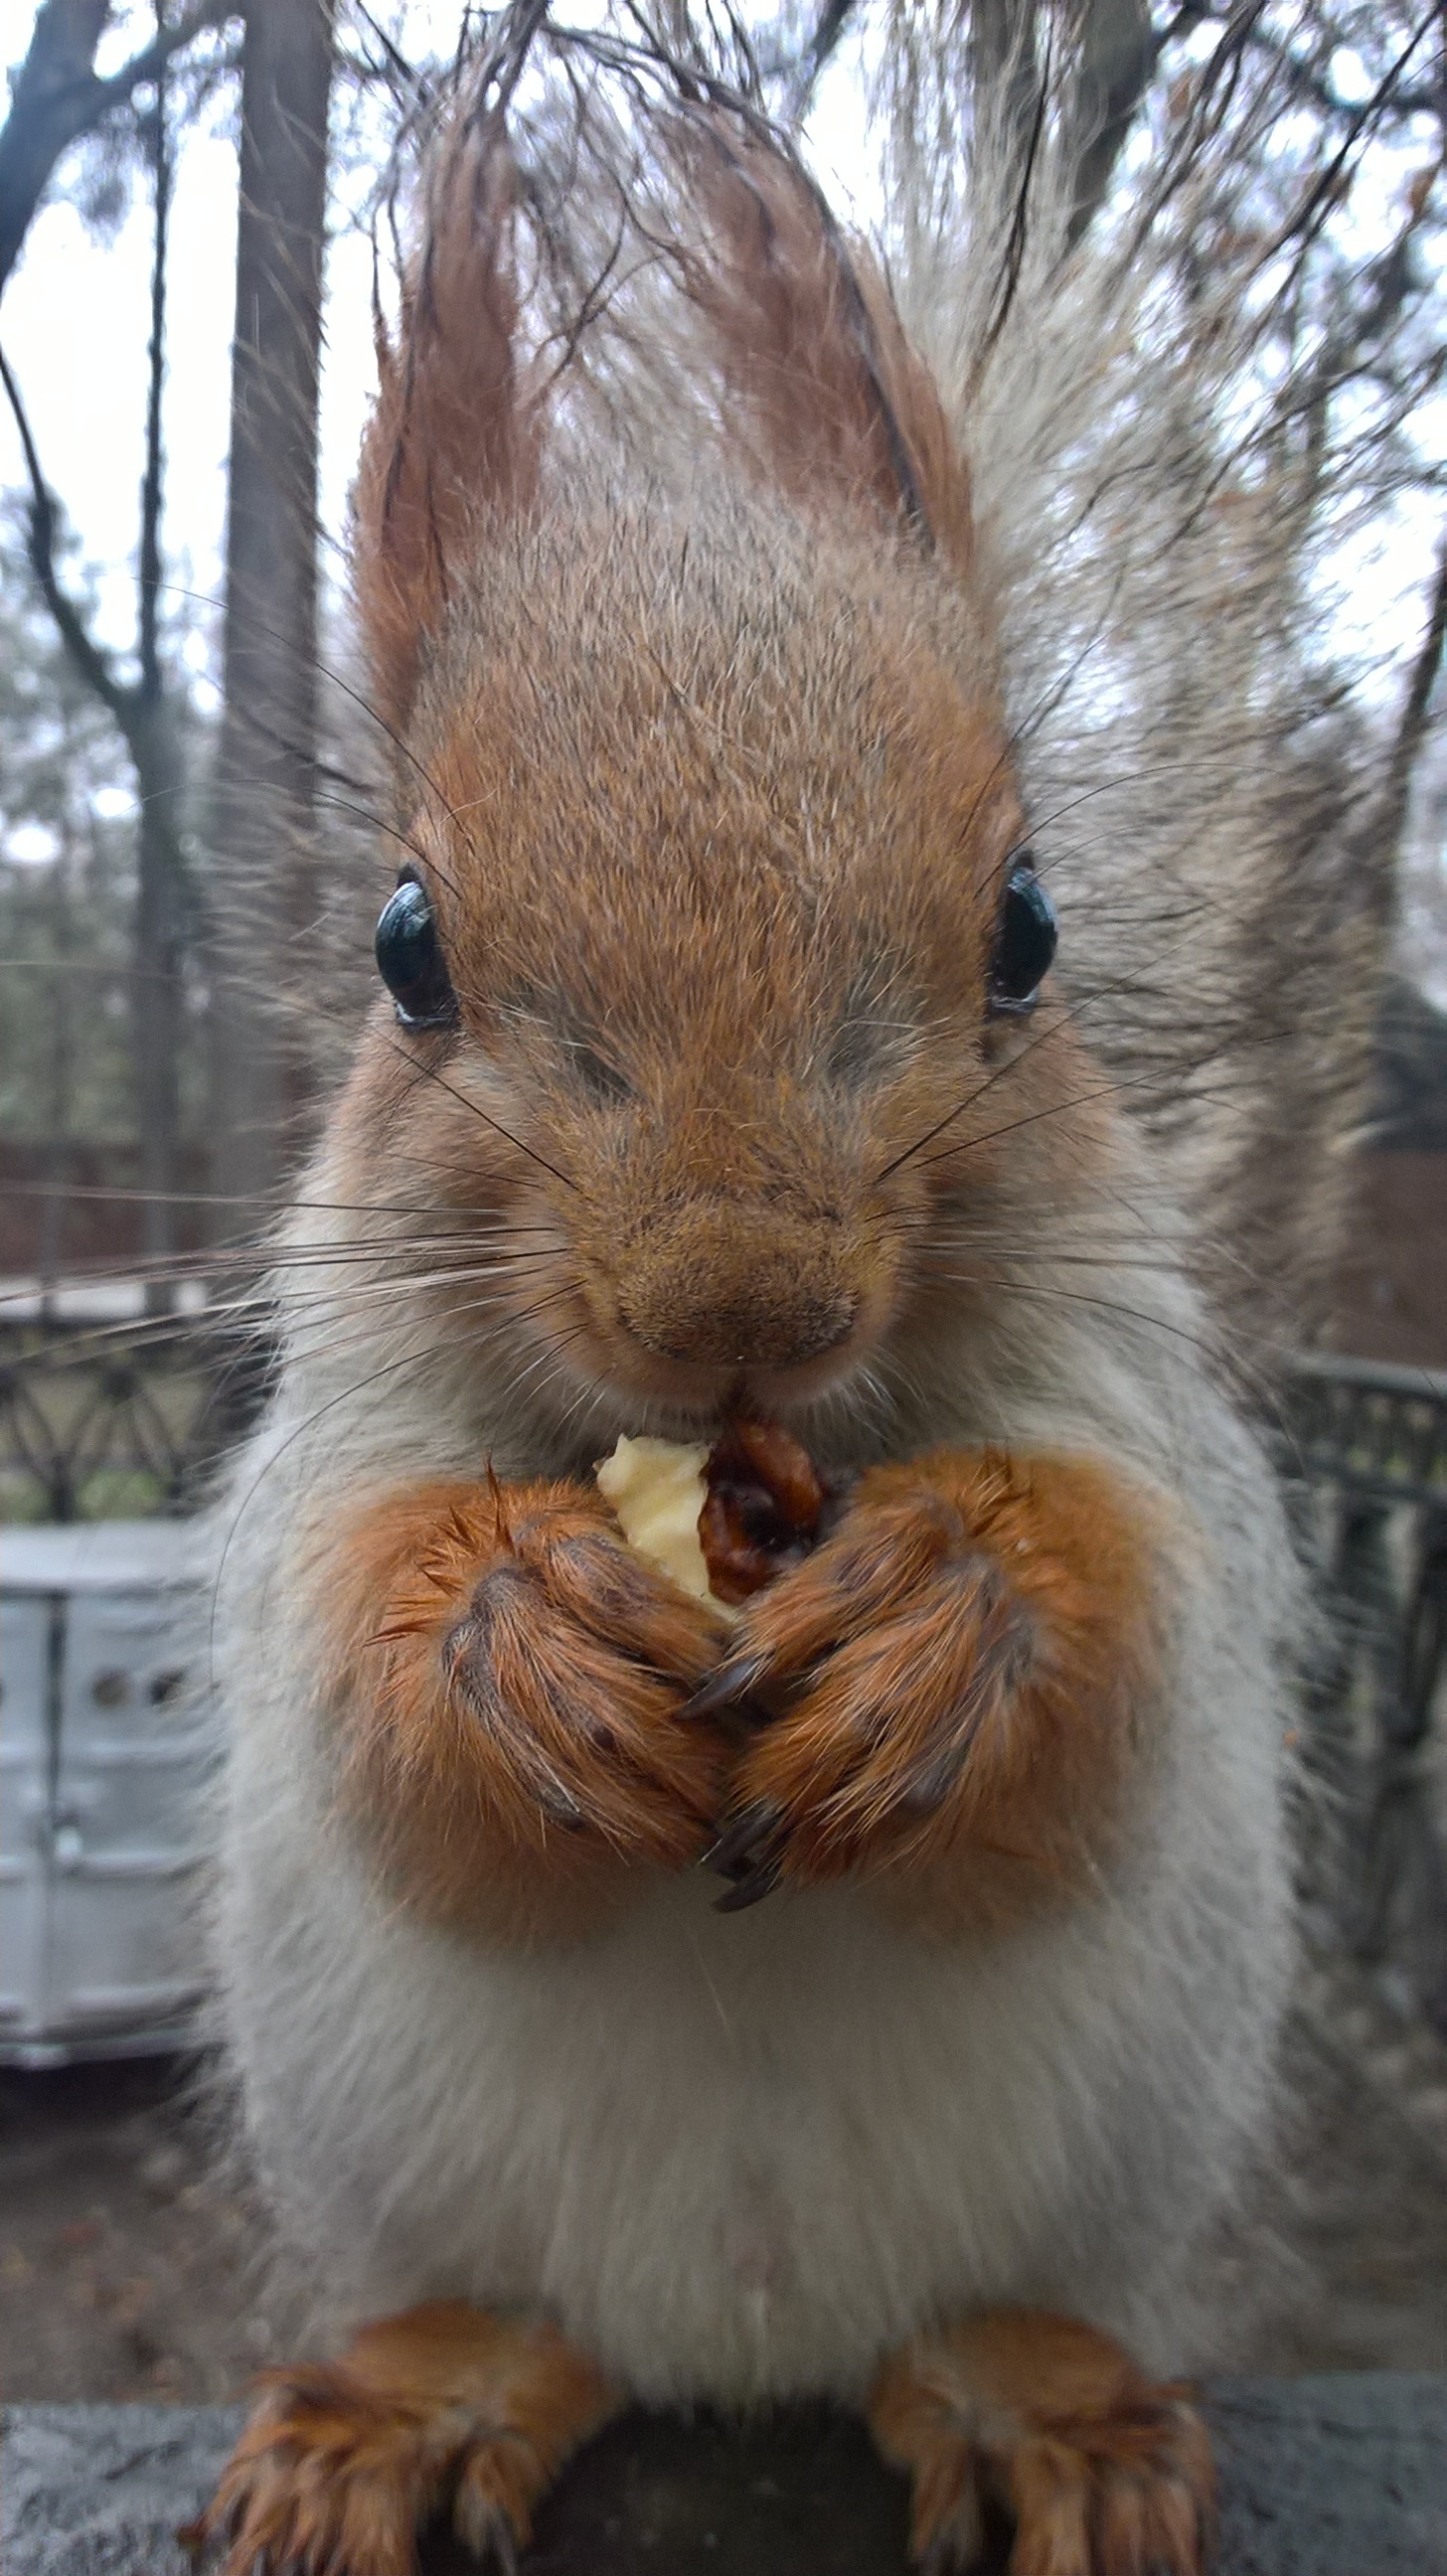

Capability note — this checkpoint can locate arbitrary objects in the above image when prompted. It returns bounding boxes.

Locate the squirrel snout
[613,1203,861,1371]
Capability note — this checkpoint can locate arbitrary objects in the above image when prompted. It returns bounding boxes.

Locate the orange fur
[205,29,1297,2576]
[870,2311,1214,2574]
[354,109,542,736]
[679,120,977,580]
[700,1451,1168,1926]
[331,85,1117,1465]
[328,488,1078,1425]
[191,2302,616,2576]
[355,89,983,746]
[310,1477,732,1937]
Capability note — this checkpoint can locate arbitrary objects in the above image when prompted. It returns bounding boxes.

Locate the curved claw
[681,1655,773,1721]
[713,1855,783,1912]
[704,1802,785,1910]
[704,1801,779,1877]
[454,2492,522,2575]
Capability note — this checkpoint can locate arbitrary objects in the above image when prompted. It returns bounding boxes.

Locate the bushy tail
[871,0,1420,1349]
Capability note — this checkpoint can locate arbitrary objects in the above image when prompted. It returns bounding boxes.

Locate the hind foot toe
[187,2302,615,2575]
[870,2309,1213,2575]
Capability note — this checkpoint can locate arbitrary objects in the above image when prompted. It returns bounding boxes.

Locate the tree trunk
[1,39,194,1318]
[132,699,188,1304]
[207,0,336,1236]
[37,776,80,1317]
[971,0,1043,174]
[1062,0,1157,246]
[135,24,185,1314]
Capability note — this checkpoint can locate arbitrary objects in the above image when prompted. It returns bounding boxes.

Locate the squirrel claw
[453,2493,522,2576]
[713,1855,783,1911]
[682,1655,771,1721]
[704,1801,779,1875]
[705,1802,785,1909]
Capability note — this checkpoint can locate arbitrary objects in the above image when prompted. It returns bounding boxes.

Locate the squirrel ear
[682,120,973,578]
[354,110,541,738]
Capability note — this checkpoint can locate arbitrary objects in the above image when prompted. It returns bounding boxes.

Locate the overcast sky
[0,1,393,697]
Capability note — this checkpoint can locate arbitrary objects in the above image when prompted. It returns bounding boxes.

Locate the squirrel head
[324,103,1119,1449]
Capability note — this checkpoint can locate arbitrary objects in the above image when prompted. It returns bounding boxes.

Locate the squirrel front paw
[321,1478,734,1927]
[436,1487,730,1861]
[688,1449,1162,1911]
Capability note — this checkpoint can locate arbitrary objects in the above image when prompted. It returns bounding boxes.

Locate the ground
[2,1963,1445,2405]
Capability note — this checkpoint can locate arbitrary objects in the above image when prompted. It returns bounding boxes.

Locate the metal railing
[1,1319,1444,2027]
[0,1311,273,1525]
[1277,1357,1447,2034]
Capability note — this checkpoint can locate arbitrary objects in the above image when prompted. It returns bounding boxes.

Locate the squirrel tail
[875,9,1394,1351]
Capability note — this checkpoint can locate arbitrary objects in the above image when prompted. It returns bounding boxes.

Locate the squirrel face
[323,114,1123,1451]
[330,496,1114,1440]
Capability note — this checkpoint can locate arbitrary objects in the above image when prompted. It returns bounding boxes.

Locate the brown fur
[870,2311,1214,2575]
[190,2302,615,2576]
[209,41,1242,2574]
[312,1477,731,1939]
[326,488,1110,1442]
[709,1449,1168,1927]
[354,110,542,737]
[310,45,1146,1952]
[308,1446,1159,1943]
[677,122,977,581]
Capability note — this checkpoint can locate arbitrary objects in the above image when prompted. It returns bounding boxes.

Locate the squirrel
[197,19,1300,2576]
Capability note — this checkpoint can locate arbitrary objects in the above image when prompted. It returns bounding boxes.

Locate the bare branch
[1253,10,1440,273]
[0,338,130,724]
[784,0,859,119]
[0,0,236,296]
[137,27,173,705]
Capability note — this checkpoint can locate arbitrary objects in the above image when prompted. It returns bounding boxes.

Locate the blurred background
[1,0,1445,2409]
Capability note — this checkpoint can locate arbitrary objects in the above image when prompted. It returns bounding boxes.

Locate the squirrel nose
[615,1205,859,1370]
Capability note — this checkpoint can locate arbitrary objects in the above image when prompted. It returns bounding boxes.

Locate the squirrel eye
[375,872,458,1030]
[988,855,1057,1015]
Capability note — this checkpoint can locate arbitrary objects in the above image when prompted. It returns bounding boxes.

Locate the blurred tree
[207,0,337,1229]
[0,0,234,292]
[1401,681,1447,1004]
[0,505,205,1285]
[1,3,196,1307]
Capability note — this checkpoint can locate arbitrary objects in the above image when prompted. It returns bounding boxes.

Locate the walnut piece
[698,1421,825,1604]
[595,1436,715,1602]
[595,1422,825,1611]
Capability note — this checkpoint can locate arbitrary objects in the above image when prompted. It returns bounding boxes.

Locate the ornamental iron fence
[0,1312,274,1526]
[1279,1357,1447,2035]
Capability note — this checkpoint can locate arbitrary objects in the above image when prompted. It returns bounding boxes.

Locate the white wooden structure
[0,1523,215,2065]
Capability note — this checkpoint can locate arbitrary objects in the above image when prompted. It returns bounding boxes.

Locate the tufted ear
[353,110,542,738]
[679,118,974,580]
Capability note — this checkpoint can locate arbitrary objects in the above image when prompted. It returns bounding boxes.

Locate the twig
[0,338,130,723]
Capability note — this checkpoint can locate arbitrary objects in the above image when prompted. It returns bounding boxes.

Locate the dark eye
[375,871,458,1029]
[988,854,1057,1015]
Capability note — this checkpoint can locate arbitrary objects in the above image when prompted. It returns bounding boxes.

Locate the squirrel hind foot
[191,2302,616,2576]
[869,2310,1213,2576]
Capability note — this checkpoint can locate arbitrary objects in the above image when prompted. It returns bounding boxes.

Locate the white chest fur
[220,1671,1287,2402]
